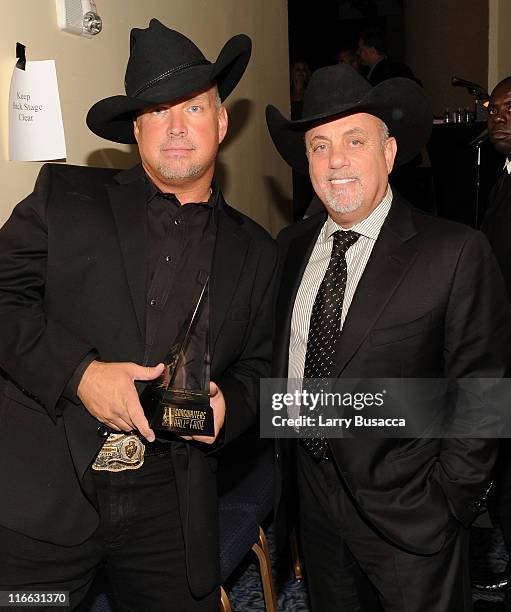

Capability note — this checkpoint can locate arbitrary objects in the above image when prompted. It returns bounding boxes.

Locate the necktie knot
[332,229,359,257]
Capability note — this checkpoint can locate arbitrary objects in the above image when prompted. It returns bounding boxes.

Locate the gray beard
[157,162,203,181]
[324,191,364,214]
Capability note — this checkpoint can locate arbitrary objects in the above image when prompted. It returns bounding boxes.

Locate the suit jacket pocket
[370,312,431,347]
[3,380,48,415]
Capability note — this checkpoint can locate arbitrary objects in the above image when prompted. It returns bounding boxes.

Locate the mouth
[161,148,195,158]
[329,178,358,185]
[491,130,511,139]
[161,141,195,153]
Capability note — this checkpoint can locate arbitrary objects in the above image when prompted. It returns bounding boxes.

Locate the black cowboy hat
[266,64,432,174]
[87,19,251,144]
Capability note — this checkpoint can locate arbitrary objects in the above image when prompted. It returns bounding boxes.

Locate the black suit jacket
[482,169,511,300]
[0,163,277,597]
[274,193,511,556]
[367,58,416,86]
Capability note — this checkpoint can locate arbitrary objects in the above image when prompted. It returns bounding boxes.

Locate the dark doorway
[288,0,405,70]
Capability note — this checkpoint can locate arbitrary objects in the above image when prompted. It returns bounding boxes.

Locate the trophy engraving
[141,278,214,437]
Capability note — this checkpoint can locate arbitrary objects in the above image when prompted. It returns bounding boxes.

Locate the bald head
[488,76,511,155]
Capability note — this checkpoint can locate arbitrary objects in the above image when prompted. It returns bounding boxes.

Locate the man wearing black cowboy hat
[0,19,276,611]
[267,65,511,610]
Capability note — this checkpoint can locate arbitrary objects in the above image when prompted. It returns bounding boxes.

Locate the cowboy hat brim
[266,77,432,174]
[87,34,251,144]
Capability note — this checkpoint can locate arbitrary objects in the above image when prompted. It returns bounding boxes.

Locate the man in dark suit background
[358,27,418,86]
[476,76,511,610]
[0,19,276,611]
[483,76,511,297]
[266,65,510,611]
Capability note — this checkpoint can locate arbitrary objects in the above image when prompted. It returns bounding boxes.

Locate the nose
[166,109,187,136]
[329,144,349,168]
[493,110,506,124]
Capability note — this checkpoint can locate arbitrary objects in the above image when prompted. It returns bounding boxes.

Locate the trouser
[297,445,472,612]
[0,452,218,611]
[490,440,511,609]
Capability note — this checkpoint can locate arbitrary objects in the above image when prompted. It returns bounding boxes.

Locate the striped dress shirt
[288,186,393,385]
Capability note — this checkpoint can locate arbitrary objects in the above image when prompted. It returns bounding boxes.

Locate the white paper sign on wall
[8,60,67,161]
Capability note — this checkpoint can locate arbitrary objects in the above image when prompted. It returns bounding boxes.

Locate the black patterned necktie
[301,229,360,461]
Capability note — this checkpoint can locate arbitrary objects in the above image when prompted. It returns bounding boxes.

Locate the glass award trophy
[141,278,214,437]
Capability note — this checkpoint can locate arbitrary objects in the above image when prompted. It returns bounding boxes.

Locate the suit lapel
[334,198,419,374]
[107,166,147,338]
[274,214,325,376]
[210,200,248,358]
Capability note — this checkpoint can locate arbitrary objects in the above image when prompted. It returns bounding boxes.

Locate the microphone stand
[469,129,488,228]
[474,143,482,227]
[452,75,490,228]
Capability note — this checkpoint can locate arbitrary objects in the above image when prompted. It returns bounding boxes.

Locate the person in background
[335,46,363,74]
[358,27,419,86]
[290,60,315,219]
[475,75,511,612]
[290,60,312,120]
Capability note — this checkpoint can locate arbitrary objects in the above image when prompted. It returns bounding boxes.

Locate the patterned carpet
[226,522,510,611]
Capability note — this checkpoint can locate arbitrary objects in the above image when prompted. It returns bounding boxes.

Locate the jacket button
[97,425,110,438]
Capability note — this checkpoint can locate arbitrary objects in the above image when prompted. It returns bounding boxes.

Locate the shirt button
[165,256,171,263]
[150,299,157,307]
[174,219,180,225]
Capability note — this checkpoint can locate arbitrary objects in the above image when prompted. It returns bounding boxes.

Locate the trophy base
[152,389,214,437]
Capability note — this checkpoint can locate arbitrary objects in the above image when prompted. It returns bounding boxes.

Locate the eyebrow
[146,94,210,111]
[188,94,210,103]
[308,134,330,144]
[309,127,368,142]
[342,127,368,138]
[490,95,511,104]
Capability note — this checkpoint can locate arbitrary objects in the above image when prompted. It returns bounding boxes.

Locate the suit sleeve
[215,239,278,446]
[438,230,511,524]
[0,165,96,419]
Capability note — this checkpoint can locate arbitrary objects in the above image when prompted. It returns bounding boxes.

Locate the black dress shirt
[144,176,217,366]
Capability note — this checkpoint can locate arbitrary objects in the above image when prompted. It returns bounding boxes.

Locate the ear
[384,136,397,174]
[133,117,140,144]
[218,106,228,145]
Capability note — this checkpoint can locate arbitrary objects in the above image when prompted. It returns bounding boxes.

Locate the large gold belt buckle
[92,433,145,472]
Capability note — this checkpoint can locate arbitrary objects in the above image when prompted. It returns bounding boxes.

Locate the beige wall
[405,0,489,116]
[488,0,511,91]
[0,0,291,233]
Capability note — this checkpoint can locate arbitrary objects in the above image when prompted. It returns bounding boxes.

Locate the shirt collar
[324,185,393,241]
[504,158,511,174]
[144,172,218,208]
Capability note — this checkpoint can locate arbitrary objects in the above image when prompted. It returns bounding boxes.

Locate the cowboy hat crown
[87,19,251,144]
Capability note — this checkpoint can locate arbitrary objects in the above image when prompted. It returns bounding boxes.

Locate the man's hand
[186,381,226,445]
[77,360,164,442]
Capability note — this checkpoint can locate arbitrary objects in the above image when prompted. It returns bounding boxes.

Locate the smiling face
[133,84,227,200]
[488,78,511,155]
[305,112,397,227]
